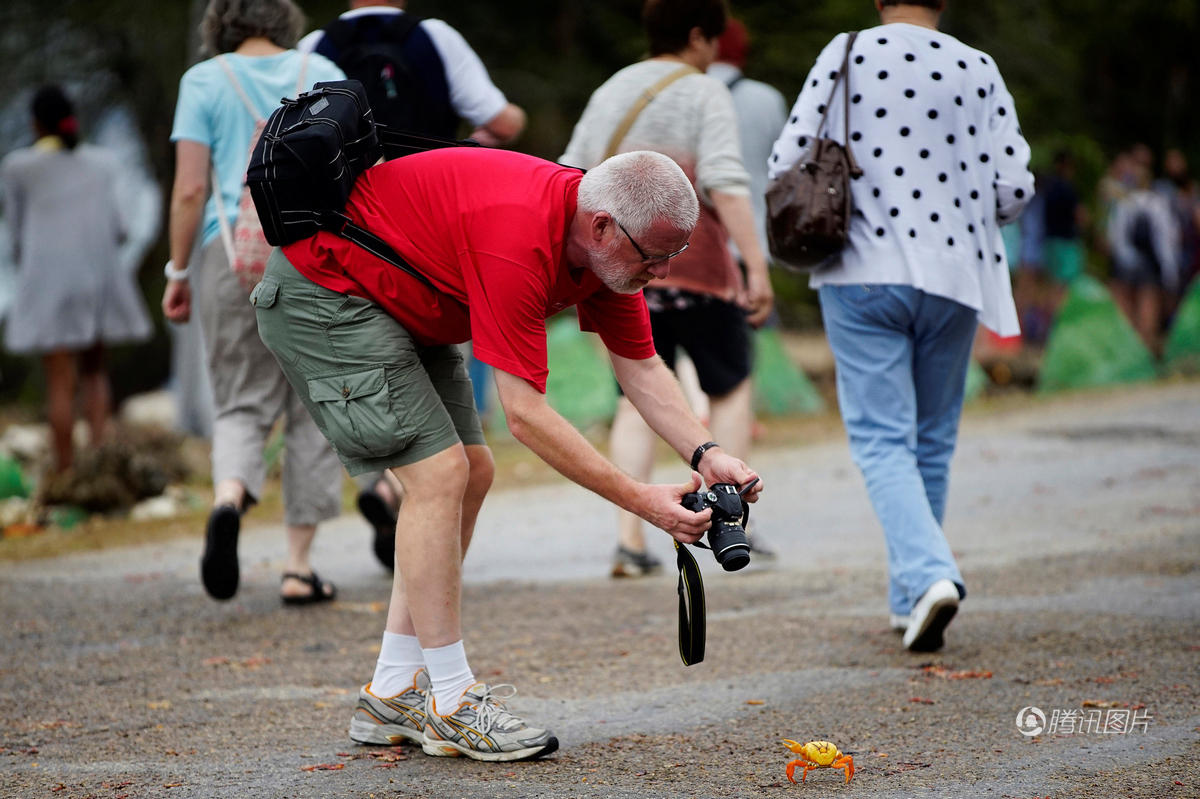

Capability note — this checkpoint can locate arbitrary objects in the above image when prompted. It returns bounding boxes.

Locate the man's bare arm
[493,369,709,541]
[610,352,763,500]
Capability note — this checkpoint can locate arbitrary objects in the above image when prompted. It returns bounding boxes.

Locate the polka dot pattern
[768,24,1035,304]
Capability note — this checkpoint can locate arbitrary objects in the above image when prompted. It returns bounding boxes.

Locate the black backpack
[245,79,474,289]
[320,13,458,138]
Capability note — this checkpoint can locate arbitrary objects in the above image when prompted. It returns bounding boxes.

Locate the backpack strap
[214,54,266,122]
[319,212,435,290]
[212,53,311,267]
[603,64,699,160]
[294,52,310,95]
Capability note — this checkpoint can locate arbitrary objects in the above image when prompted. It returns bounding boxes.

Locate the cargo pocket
[249,277,279,308]
[307,367,412,459]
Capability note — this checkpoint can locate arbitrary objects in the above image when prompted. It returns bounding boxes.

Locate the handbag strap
[603,64,699,160]
[814,32,862,177]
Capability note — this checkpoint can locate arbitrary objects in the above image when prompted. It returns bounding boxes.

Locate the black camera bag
[246,79,475,289]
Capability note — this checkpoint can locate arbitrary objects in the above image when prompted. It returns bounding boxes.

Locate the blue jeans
[819,285,975,615]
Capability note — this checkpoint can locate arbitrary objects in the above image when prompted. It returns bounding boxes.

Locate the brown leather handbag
[766,32,861,272]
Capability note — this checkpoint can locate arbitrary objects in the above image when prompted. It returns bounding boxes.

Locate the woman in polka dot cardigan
[768,0,1035,653]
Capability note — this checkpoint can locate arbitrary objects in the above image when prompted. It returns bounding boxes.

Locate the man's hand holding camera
[691,443,763,505]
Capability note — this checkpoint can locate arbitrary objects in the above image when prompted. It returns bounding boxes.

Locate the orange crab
[781,739,854,784]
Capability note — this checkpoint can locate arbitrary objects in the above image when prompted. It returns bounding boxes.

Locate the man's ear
[590,210,614,244]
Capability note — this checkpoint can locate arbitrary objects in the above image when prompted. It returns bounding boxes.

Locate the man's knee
[394,444,471,499]
[465,445,495,495]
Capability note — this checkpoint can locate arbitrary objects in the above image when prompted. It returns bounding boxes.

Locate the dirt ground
[1,380,1197,798]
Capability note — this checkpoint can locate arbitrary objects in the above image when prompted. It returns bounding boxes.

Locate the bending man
[254,147,763,761]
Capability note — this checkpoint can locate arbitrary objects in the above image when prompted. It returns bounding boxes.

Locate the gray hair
[577,151,699,237]
[200,0,305,55]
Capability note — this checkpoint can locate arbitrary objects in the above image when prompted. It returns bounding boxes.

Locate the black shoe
[357,489,397,571]
[201,504,241,600]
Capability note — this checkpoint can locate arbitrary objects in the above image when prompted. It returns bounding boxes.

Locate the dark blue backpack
[318,13,458,139]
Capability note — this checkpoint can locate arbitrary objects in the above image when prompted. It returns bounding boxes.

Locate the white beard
[587,244,643,295]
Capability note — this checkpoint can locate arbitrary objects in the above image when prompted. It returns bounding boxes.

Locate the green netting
[752,327,825,415]
[964,359,989,402]
[1164,276,1200,375]
[0,453,29,500]
[544,316,618,429]
[1037,274,1158,394]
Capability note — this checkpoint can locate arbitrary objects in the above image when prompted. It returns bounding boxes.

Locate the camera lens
[708,521,751,572]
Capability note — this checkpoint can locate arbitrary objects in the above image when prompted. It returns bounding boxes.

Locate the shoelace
[467,684,523,733]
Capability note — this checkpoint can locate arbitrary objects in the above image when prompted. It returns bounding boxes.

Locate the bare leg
[609,396,657,552]
[77,342,111,445]
[375,471,404,510]
[41,351,78,474]
[212,478,247,510]
[383,444,473,645]
[281,523,324,599]
[458,444,494,557]
[1134,285,1162,356]
[1110,281,1136,330]
[706,378,753,466]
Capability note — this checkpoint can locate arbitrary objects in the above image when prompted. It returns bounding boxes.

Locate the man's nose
[648,261,671,279]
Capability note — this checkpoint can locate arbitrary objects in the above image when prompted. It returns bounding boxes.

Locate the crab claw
[781,739,805,753]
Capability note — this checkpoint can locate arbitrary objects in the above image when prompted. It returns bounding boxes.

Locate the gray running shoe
[422,683,558,762]
[348,669,429,745]
[611,545,663,578]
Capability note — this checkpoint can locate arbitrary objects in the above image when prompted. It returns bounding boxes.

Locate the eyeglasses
[616,220,690,264]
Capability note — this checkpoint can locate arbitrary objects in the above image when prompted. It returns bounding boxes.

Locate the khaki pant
[194,241,342,525]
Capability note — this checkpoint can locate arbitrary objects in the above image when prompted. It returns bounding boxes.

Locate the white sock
[370,632,424,697]
[423,640,476,715]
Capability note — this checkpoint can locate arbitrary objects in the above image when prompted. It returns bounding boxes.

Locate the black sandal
[280,571,337,606]
[200,504,242,601]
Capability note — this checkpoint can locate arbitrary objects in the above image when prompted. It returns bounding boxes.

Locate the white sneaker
[902,579,959,652]
[888,613,909,633]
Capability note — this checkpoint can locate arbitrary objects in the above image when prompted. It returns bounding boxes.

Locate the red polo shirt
[282,148,655,392]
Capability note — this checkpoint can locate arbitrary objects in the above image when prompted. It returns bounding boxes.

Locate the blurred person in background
[161,0,347,604]
[1154,148,1200,309]
[560,0,774,578]
[769,0,1034,651]
[1107,155,1180,355]
[1,85,151,475]
[1029,149,1087,337]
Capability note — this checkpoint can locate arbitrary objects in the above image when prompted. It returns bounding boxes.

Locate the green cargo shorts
[253,249,485,476]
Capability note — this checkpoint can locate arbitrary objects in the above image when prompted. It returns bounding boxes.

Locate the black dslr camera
[681,479,758,572]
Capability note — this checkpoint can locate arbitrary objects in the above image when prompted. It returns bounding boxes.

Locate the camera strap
[674,541,706,666]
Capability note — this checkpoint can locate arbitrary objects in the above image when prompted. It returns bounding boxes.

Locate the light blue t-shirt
[171,50,344,246]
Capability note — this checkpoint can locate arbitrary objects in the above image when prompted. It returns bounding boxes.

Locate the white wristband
[164,259,189,281]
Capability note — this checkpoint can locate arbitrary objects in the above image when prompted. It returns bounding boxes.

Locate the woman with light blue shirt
[162,0,347,605]
[769,0,1034,652]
